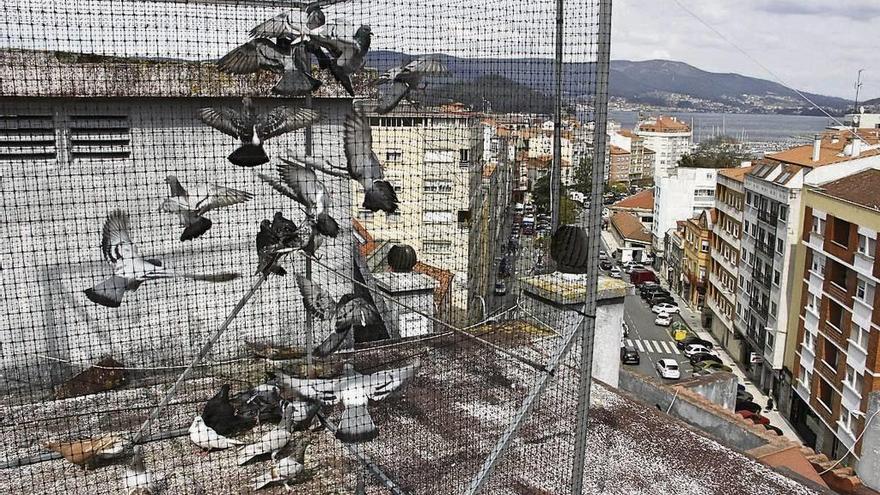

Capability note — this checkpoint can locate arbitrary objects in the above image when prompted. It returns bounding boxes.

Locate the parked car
[641,287,669,299]
[647,294,676,306]
[630,268,658,286]
[620,345,640,365]
[652,302,680,315]
[689,352,722,366]
[654,313,673,327]
[610,266,622,278]
[599,250,608,260]
[655,359,681,380]
[736,389,754,403]
[737,410,770,425]
[622,321,629,339]
[624,263,646,274]
[693,361,733,374]
[683,344,714,358]
[736,401,762,414]
[494,281,507,296]
[764,424,784,436]
[676,336,714,350]
[599,260,613,270]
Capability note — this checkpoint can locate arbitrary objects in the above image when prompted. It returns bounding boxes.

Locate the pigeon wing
[277,157,321,207]
[313,34,358,68]
[249,11,298,39]
[295,274,336,320]
[101,210,136,263]
[255,107,319,141]
[406,57,448,75]
[218,38,285,74]
[257,173,299,202]
[275,373,342,405]
[362,360,420,402]
[376,81,410,115]
[343,110,382,185]
[198,107,248,138]
[198,184,254,215]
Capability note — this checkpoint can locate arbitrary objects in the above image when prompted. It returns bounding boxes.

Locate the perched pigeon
[295,274,336,320]
[255,212,305,276]
[259,157,339,237]
[309,25,372,96]
[197,97,319,167]
[314,293,379,357]
[203,384,255,436]
[238,402,296,465]
[123,446,160,495]
[84,211,240,308]
[45,435,122,465]
[160,175,253,241]
[343,110,399,213]
[218,38,321,96]
[375,57,448,114]
[252,440,309,491]
[274,360,420,443]
[232,384,284,423]
[189,415,245,450]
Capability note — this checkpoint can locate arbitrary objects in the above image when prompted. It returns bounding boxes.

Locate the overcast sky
[612,0,879,100]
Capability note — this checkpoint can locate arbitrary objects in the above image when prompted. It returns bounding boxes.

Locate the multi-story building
[790,166,880,461]
[608,145,631,184]
[610,189,654,229]
[681,209,715,310]
[634,115,692,180]
[663,223,686,298]
[609,129,656,185]
[707,166,752,357]
[652,165,719,262]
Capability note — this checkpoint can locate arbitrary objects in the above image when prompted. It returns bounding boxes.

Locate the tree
[678,135,750,169]
[532,173,551,212]
[530,173,580,224]
[572,156,592,197]
[559,196,580,225]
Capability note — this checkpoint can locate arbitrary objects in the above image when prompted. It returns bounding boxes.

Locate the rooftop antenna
[853,69,865,129]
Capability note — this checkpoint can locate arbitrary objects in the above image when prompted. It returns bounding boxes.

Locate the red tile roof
[611,211,652,243]
[610,145,631,155]
[817,168,880,211]
[612,189,654,211]
[637,115,691,133]
[767,129,880,168]
[718,166,755,182]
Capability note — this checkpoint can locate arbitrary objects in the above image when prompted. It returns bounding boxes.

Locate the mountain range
[367,51,852,115]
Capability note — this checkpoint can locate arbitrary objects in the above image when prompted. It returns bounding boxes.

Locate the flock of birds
[75,1,442,492]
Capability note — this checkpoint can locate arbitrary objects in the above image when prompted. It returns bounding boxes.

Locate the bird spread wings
[295,274,336,320]
[101,210,137,264]
[343,110,383,185]
[249,11,306,39]
[280,360,419,405]
[255,107,320,141]
[197,184,254,214]
[198,107,248,138]
[313,35,359,68]
[218,38,287,74]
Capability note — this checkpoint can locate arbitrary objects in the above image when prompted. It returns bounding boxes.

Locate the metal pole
[304,94,315,377]
[570,0,612,493]
[549,0,564,230]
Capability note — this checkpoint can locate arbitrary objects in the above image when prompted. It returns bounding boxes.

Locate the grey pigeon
[314,293,379,357]
[84,210,240,308]
[249,0,342,41]
[232,384,284,423]
[310,25,372,96]
[343,110,399,213]
[252,439,309,491]
[274,360,420,443]
[259,157,339,237]
[255,212,305,276]
[197,97,319,167]
[295,274,336,320]
[123,445,160,495]
[238,402,297,465]
[375,57,448,114]
[218,38,321,96]
[160,175,252,241]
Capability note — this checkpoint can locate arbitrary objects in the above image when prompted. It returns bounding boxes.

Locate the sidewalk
[655,274,804,443]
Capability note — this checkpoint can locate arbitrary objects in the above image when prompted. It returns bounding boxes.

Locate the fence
[0,0,607,493]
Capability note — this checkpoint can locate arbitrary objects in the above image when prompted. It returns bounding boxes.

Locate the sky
[611,0,879,100]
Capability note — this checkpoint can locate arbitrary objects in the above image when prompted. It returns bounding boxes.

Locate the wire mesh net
[0,0,604,493]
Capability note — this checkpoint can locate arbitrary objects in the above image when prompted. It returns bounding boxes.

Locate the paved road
[621,293,692,379]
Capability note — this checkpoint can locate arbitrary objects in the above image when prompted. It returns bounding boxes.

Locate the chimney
[852,136,862,158]
[811,135,821,162]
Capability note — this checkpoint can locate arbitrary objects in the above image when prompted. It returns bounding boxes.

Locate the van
[629,268,658,286]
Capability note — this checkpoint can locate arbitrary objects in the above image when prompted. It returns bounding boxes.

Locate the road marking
[626,339,634,347]
[634,340,644,352]
[644,340,656,353]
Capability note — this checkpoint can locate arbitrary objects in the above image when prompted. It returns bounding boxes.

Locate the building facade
[652,166,718,261]
[608,145,631,184]
[634,115,692,180]
[681,210,714,310]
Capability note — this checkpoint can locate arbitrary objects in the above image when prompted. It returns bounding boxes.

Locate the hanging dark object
[550,225,589,273]
[387,244,417,272]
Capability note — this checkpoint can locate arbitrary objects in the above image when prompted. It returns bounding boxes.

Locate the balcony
[756,241,775,257]
[711,249,737,276]
[715,200,740,222]
[757,209,774,224]
[749,298,769,316]
[755,271,772,289]
[708,271,736,304]
[713,225,740,250]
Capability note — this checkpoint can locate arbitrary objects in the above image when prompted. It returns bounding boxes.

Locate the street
[621,292,691,378]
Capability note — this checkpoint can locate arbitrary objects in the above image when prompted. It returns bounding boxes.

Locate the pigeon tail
[313,328,350,357]
[84,275,130,308]
[179,272,241,283]
[271,69,319,97]
[315,213,340,238]
[229,144,270,167]
[336,402,378,443]
[376,81,409,115]
[362,181,399,213]
[181,216,213,241]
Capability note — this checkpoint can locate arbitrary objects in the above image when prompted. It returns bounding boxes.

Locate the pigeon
[232,384,284,423]
[160,175,253,241]
[309,25,372,96]
[314,293,379,357]
[295,274,336,320]
[203,384,255,436]
[123,445,159,495]
[189,415,245,450]
[255,212,306,276]
[84,210,240,308]
[274,359,420,443]
[46,435,122,465]
[375,57,448,114]
[259,157,339,237]
[343,110,399,213]
[218,38,321,96]
[249,1,337,41]
[252,440,309,491]
[238,402,297,465]
[197,97,319,167]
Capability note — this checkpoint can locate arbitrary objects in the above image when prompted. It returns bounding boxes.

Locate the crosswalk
[625,339,681,355]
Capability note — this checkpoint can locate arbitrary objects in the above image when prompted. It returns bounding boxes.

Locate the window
[806,293,819,313]
[858,233,876,258]
[423,178,453,194]
[0,114,57,160]
[773,269,780,286]
[766,332,775,350]
[748,252,754,266]
[69,114,131,159]
[812,215,825,235]
[387,211,401,223]
[459,148,470,165]
[739,275,745,289]
[751,223,757,236]
[856,278,873,304]
[852,323,870,349]
[823,338,839,371]
[423,210,453,224]
[457,210,471,230]
[358,209,374,221]
[799,364,812,389]
[845,366,864,397]
[811,255,823,274]
[701,240,709,252]
[829,260,847,289]
[385,149,402,162]
[770,301,777,318]
[776,238,784,253]
[388,179,403,193]
[818,379,834,411]
[779,205,788,221]
[832,217,851,246]
[423,240,451,254]
[828,300,844,331]
[802,331,815,352]
[746,192,753,206]
[744,220,750,235]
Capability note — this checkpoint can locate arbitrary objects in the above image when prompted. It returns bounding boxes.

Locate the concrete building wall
[652,167,718,254]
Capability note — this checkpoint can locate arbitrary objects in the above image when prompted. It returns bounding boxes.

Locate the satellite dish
[860,105,866,114]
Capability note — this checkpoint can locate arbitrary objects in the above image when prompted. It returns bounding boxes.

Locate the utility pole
[854,69,865,128]
[549,0,564,230]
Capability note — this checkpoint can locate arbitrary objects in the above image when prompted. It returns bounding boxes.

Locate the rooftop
[611,211,652,243]
[816,168,880,212]
[767,129,880,168]
[719,165,756,182]
[636,115,691,134]
[611,189,654,211]
[610,144,631,156]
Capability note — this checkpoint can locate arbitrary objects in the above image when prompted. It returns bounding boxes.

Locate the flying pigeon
[218,39,321,96]
[160,175,253,241]
[189,415,245,450]
[343,110,399,213]
[238,402,297,465]
[309,25,372,96]
[203,384,255,436]
[258,157,339,237]
[84,210,240,308]
[295,274,336,320]
[274,359,420,443]
[249,0,339,41]
[375,57,448,114]
[197,97,319,167]
[314,293,380,357]
[123,446,160,495]
[255,212,306,276]
[252,439,309,491]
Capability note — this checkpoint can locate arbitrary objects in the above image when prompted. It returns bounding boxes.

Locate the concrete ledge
[518,272,630,305]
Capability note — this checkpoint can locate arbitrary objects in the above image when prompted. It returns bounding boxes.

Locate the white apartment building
[652,166,718,259]
[634,115,692,180]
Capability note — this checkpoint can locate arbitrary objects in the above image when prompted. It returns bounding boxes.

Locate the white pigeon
[252,440,308,491]
[84,210,240,307]
[160,175,253,241]
[188,415,244,450]
[274,360,419,443]
[238,402,295,465]
[123,445,159,495]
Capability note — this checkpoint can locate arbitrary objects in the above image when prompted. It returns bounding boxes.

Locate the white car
[683,344,716,358]
[610,266,622,278]
[656,359,681,380]
[599,250,608,260]
[651,302,679,314]
[654,313,672,327]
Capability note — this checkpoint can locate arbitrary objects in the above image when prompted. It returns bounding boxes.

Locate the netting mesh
[0,0,604,493]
